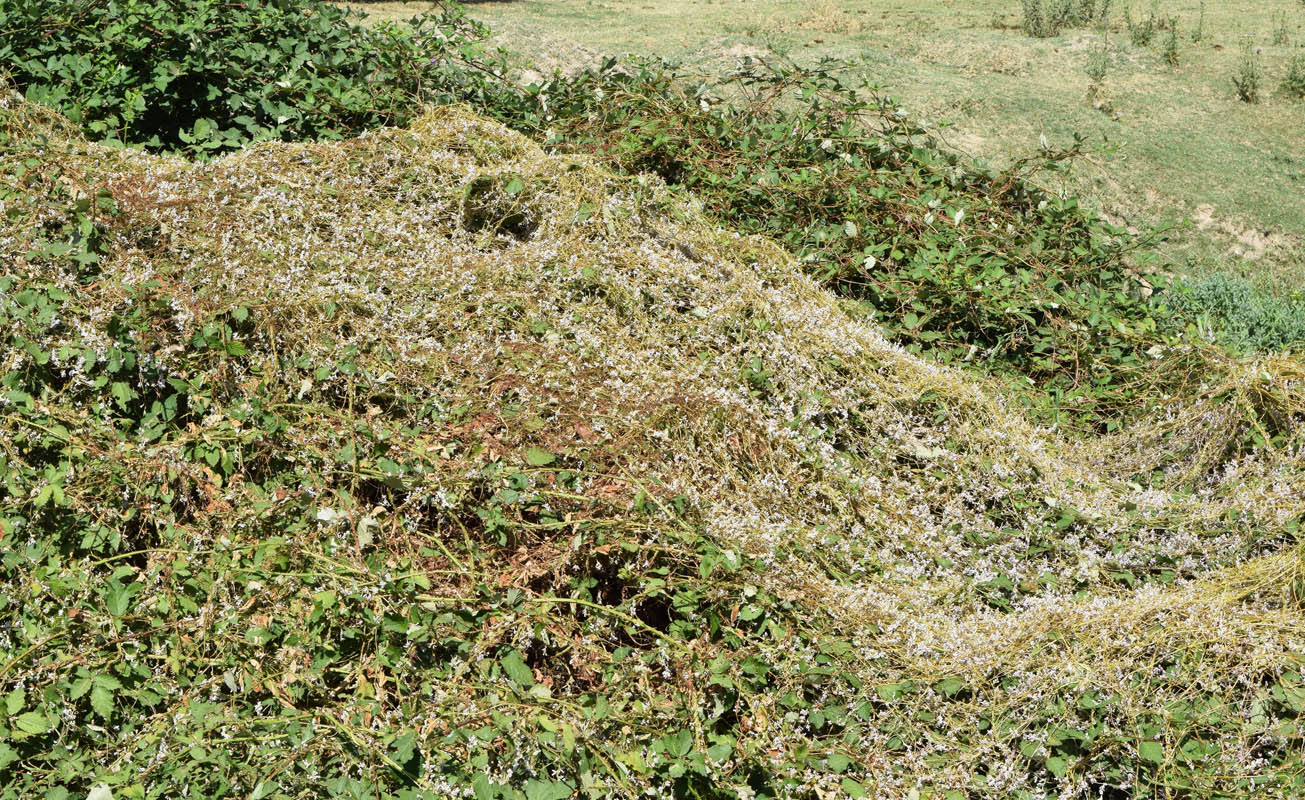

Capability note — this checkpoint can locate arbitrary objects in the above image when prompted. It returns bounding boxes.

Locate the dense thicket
[5,6,1305,794]
[0,0,509,153]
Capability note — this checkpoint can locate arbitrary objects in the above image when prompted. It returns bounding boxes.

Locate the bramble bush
[0,0,517,155]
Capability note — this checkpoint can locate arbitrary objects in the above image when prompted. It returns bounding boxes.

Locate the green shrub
[1272,12,1290,46]
[1233,41,1264,102]
[1020,0,1107,37]
[1086,41,1112,92]
[1283,52,1305,98]
[0,0,513,156]
[1162,18,1181,66]
[1125,2,1160,46]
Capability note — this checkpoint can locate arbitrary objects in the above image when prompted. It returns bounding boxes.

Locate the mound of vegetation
[6,1,1305,798]
[5,83,1305,799]
[11,0,1304,439]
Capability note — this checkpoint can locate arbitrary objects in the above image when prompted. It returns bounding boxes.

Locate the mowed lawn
[354,0,1305,293]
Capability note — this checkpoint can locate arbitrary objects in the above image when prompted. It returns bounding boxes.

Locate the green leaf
[523,779,572,800]
[876,682,911,701]
[69,677,93,700]
[0,743,17,771]
[827,752,851,772]
[1046,755,1068,778]
[840,777,868,798]
[472,775,493,800]
[391,730,417,765]
[668,728,692,758]
[90,683,114,719]
[94,674,123,691]
[504,176,525,196]
[500,649,534,687]
[1138,740,1165,764]
[4,688,23,715]
[524,447,556,467]
[13,711,51,736]
[1280,684,1305,712]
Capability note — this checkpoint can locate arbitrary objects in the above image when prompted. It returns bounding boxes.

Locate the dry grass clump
[795,1,864,35]
[4,93,1305,796]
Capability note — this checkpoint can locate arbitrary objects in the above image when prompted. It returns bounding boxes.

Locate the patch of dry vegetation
[4,91,1305,797]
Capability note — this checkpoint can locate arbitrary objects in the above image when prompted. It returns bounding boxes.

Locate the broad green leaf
[876,682,911,701]
[90,683,114,719]
[14,711,51,736]
[69,677,93,700]
[500,649,534,687]
[94,674,122,691]
[1138,740,1165,764]
[524,447,556,467]
[4,688,23,715]
[668,728,692,758]
[523,779,571,800]
[391,730,417,764]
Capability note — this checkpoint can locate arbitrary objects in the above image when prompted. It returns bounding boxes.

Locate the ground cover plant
[6,85,1305,800]
[5,1,1305,798]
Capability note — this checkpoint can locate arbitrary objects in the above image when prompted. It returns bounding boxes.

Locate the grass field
[355,0,1305,295]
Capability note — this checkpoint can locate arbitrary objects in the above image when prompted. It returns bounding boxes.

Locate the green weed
[5,2,1305,797]
[1162,18,1180,66]
[1233,40,1264,102]
[1020,0,1107,37]
[1273,12,1291,46]
[1283,52,1305,97]
[1125,2,1160,46]
[7,92,1305,800]
[1020,0,1074,37]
